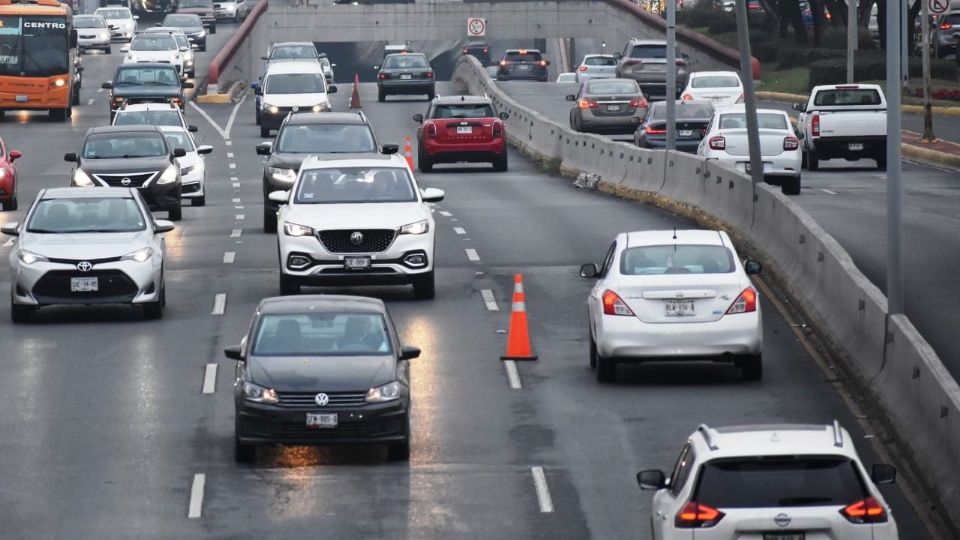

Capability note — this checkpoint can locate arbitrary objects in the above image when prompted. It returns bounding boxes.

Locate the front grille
[32,269,138,301]
[318,229,396,253]
[242,417,405,440]
[277,391,368,409]
[182,182,201,194]
[92,171,157,188]
[47,255,122,265]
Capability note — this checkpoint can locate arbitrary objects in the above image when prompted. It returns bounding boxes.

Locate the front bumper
[180,169,204,198]
[596,310,762,360]
[110,27,135,41]
[379,80,435,95]
[236,399,408,445]
[10,257,162,307]
[78,36,112,49]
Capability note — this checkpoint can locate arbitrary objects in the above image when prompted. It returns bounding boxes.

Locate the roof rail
[831,420,844,448]
[697,424,719,451]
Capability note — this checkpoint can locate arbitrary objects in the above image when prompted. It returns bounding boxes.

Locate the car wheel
[378,87,386,102]
[740,354,762,381]
[418,149,433,173]
[8,196,17,211]
[143,278,165,319]
[596,353,616,383]
[234,422,255,463]
[279,273,300,295]
[412,271,435,300]
[255,112,261,125]
[782,175,801,196]
[49,107,67,121]
[263,206,277,233]
[72,89,80,106]
[10,301,34,323]
[589,331,597,369]
[426,88,435,101]
[106,46,112,54]
[168,205,182,221]
[806,150,819,171]
[386,415,411,461]
[260,126,270,138]
[191,195,206,207]
[876,154,887,170]
[493,152,508,172]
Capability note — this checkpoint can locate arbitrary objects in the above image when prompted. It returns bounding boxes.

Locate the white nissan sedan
[698,106,802,195]
[681,71,744,109]
[580,229,763,383]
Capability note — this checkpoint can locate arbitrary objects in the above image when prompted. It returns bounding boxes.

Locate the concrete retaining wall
[453,54,960,522]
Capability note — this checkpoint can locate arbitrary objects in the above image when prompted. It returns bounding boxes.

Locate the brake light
[708,135,725,150]
[602,290,634,316]
[675,59,686,66]
[811,113,820,137]
[378,72,390,80]
[783,136,799,150]
[492,122,503,138]
[681,93,693,101]
[538,60,547,67]
[840,497,888,524]
[736,93,744,104]
[623,59,641,66]
[483,47,488,53]
[519,48,527,54]
[579,65,588,71]
[645,126,667,135]
[463,48,469,54]
[499,60,508,67]
[675,502,725,528]
[425,123,437,139]
[578,99,599,109]
[628,97,648,109]
[422,71,434,79]
[726,287,757,314]
[940,22,952,30]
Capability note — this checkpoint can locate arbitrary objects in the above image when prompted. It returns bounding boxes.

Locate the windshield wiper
[114,81,143,86]
[25,228,64,234]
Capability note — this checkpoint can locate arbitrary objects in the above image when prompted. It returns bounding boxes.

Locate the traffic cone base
[501,273,537,361]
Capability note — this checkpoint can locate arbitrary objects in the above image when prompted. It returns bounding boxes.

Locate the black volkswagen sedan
[225,295,420,463]
[376,53,435,102]
[633,100,714,153]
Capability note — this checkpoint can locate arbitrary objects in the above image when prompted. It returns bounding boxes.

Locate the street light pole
[921,0,935,141]
[734,0,763,187]
[846,0,857,83]
[886,0,904,315]
[666,0,677,151]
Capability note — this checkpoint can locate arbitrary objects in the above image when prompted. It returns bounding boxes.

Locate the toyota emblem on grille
[774,513,791,528]
[350,232,364,246]
[76,261,93,272]
[120,177,132,186]
[314,393,329,407]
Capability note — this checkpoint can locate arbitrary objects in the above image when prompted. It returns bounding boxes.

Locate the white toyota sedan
[698,106,802,195]
[272,155,444,299]
[681,71,744,109]
[122,33,187,76]
[580,229,763,382]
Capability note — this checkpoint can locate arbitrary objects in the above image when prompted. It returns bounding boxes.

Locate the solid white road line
[236,214,245,220]
[223,92,247,139]
[465,248,480,262]
[454,227,466,235]
[480,289,499,311]
[188,102,227,139]
[504,360,522,390]
[821,189,838,195]
[202,364,217,394]
[212,293,226,315]
[223,252,235,264]
[439,210,452,217]
[531,467,554,513]
[230,229,242,238]
[187,473,206,518]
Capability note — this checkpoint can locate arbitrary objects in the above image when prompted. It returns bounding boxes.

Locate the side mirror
[400,345,421,360]
[580,263,598,278]
[0,222,19,237]
[499,112,509,120]
[327,85,337,94]
[197,145,213,155]
[64,152,78,162]
[268,190,290,204]
[318,52,327,58]
[183,81,194,89]
[544,60,550,66]
[253,85,262,96]
[613,52,623,59]
[420,187,445,203]
[179,46,189,53]
[565,94,576,101]
[101,81,113,89]
[261,56,269,60]
[682,52,690,60]
[255,142,273,155]
[871,464,897,485]
[381,144,399,155]
[412,113,424,123]
[331,63,337,67]
[155,22,162,26]
[76,66,84,73]
[154,219,175,233]
[188,124,198,133]
[792,102,805,112]
[109,24,117,30]
[224,345,244,360]
[173,148,187,158]
[8,150,22,161]
[637,469,667,490]
[120,46,129,53]
[744,259,762,275]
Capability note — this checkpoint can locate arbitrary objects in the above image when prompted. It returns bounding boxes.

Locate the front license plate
[679,129,693,137]
[306,413,338,429]
[848,142,864,151]
[763,534,804,540]
[665,299,695,317]
[70,277,99,292]
[15,95,27,103]
[457,126,473,134]
[344,256,371,270]
[400,74,412,80]
[607,104,621,112]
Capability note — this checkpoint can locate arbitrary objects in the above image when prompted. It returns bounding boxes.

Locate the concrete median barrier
[454,54,960,525]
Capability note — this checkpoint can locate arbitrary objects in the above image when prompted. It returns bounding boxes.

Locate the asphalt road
[0,42,938,538]
[498,79,960,389]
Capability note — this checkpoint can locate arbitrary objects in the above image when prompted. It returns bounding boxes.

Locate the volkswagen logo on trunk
[314,393,329,407]
[121,177,132,186]
[774,513,791,527]
[77,261,93,272]
[350,232,364,246]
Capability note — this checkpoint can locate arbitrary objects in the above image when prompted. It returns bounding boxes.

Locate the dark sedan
[567,78,648,134]
[633,100,714,153]
[462,41,491,66]
[377,53,435,102]
[225,295,420,463]
[175,0,216,33]
[160,13,207,51]
[102,64,192,119]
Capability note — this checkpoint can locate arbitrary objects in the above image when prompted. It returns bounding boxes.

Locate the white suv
[271,154,444,298]
[638,422,899,540]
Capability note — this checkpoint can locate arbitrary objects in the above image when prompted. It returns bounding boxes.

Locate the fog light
[403,253,427,268]
[287,255,311,270]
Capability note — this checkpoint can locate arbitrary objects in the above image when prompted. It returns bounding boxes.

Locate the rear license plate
[665,299,695,317]
[306,413,337,429]
[744,161,773,173]
[344,256,371,270]
[457,126,473,134]
[518,64,531,71]
[400,74,412,80]
[607,104,622,112]
[71,277,99,292]
[848,142,864,151]
[15,95,27,103]
[763,534,804,540]
[712,97,726,104]
[679,129,693,137]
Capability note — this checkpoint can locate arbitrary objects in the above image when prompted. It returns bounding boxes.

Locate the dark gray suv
[615,39,689,101]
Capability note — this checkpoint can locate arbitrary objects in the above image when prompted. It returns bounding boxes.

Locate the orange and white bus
[0,0,79,121]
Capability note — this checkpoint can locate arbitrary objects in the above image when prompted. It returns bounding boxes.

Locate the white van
[254,60,336,138]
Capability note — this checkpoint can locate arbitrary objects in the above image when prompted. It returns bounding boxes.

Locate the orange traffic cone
[349,73,361,109]
[403,135,414,170]
[501,274,537,361]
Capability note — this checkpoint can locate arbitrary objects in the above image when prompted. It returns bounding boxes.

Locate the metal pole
[734,0,763,187]
[847,0,858,83]
[921,0,935,141]
[666,0,677,151]
[901,0,909,86]
[886,0,904,315]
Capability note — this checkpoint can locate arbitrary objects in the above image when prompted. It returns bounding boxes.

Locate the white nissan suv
[638,422,900,540]
[272,155,444,299]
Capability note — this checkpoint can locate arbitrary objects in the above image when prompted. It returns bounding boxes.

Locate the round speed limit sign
[467,17,486,37]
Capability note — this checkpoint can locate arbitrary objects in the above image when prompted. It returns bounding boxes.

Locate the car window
[669,443,695,495]
[115,67,180,86]
[295,167,416,204]
[97,8,131,18]
[383,54,429,69]
[584,56,617,66]
[505,51,542,62]
[74,16,106,28]
[252,313,393,356]
[432,104,495,118]
[264,73,325,94]
[115,110,183,126]
[940,13,960,24]
[694,457,868,508]
[719,112,788,130]
[163,14,200,26]
[270,45,317,60]
[691,75,741,88]
[276,124,376,153]
[27,197,146,233]
[651,103,714,120]
[600,241,617,276]
[130,35,177,51]
[813,88,882,106]
[161,131,195,152]
[586,80,639,95]
[629,44,667,59]
[82,132,168,159]
[620,245,735,275]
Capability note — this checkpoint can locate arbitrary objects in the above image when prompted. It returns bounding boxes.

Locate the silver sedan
[74,14,112,54]
[567,78,648,134]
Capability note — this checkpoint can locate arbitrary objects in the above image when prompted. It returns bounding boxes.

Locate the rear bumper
[808,136,886,159]
[637,135,701,153]
[497,70,547,81]
[596,310,762,360]
[424,140,506,160]
[579,110,645,133]
[379,81,435,95]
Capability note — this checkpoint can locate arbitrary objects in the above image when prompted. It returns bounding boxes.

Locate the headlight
[17,250,48,265]
[73,168,95,187]
[121,247,154,263]
[267,167,296,184]
[197,30,206,38]
[283,222,314,237]
[264,104,279,114]
[365,381,402,403]
[99,32,109,40]
[242,382,278,404]
[310,104,327,113]
[180,165,196,176]
[157,164,178,185]
[185,59,194,66]
[400,219,429,235]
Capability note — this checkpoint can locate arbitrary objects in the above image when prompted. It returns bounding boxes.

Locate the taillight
[483,47,488,53]
[422,71,434,79]
[840,497,888,524]
[378,72,389,80]
[538,60,547,67]
[675,59,686,66]
[940,22,952,30]
[675,502,725,528]
[811,113,820,137]
[726,287,757,314]
[708,135,726,150]
[463,48,469,54]
[623,59,641,66]
[736,93,745,104]
[579,65,588,71]
[681,93,693,101]
[499,60,508,67]
[628,97,648,109]
[425,123,437,139]
[601,290,634,316]
[783,136,799,150]
[492,122,503,138]
[578,99,599,109]
[645,125,667,135]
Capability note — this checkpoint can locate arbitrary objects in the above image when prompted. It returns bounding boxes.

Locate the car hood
[104,18,135,27]
[247,354,395,392]
[111,85,182,98]
[262,93,330,107]
[176,151,201,169]
[79,156,172,174]
[20,230,151,259]
[266,151,378,170]
[285,202,429,230]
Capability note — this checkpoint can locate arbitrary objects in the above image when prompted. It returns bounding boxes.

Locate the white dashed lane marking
[504,360,522,389]
[465,248,480,262]
[202,364,217,394]
[821,189,838,195]
[531,467,554,513]
[187,473,206,518]
[236,214,245,220]
[211,293,226,315]
[229,163,236,169]
[230,229,242,238]
[454,227,466,235]
[223,252,235,264]
[439,211,452,217]
[480,289,499,311]
[227,152,234,159]
[86,98,95,106]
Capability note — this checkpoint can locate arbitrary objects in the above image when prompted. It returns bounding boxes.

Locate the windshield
[269,45,317,59]
[179,0,212,7]
[692,75,741,88]
[265,73,325,94]
[163,15,200,27]
[719,112,788,130]
[115,110,183,126]
[173,35,190,49]
[27,197,146,234]
[276,124,376,153]
[586,81,639,95]
[114,66,180,86]
[0,16,70,77]
[252,313,393,356]
[295,167,416,204]
[584,56,617,66]
[74,16,107,28]
[131,34,176,51]
[629,44,667,59]
[651,102,714,120]
[97,9,131,19]
[620,245,735,275]
[82,132,168,159]
[383,54,429,69]
[433,104,495,118]
[161,131,195,152]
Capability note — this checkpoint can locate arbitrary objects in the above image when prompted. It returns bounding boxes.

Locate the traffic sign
[929,0,948,14]
[467,17,486,37]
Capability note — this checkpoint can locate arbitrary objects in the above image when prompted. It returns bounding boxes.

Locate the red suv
[0,137,22,211]
[413,96,509,172]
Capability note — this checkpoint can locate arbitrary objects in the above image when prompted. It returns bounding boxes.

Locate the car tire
[210,24,217,34]
[492,152,508,172]
[418,150,433,173]
[191,195,205,207]
[8,196,17,211]
[782,175,801,196]
[596,353,616,383]
[876,155,887,170]
[10,301,34,323]
[142,292,164,319]
[740,354,762,381]
[588,331,597,369]
[806,150,819,171]
[263,206,277,233]
[378,87,386,103]
[279,273,300,295]
[260,126,270,138]
[49,107,68,121]
[426,89,435,101]
[168,205,182,221]
[255,112,261,125]
[106,46,112,54]
[412,271,435,300]
[234,435,255,463]
[200,44,206,52]
[387,415,411,461]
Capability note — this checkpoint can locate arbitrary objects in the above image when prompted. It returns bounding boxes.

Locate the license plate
[344,256,371,270]
[763,534,804,540]
[607,104,621,112]
[848,143,864,151]
[70,277,99,292]
[679,129,693,137]
[712,97,726,103]
[400,74,412,80]
[665,299,695,317]
[306,413,337,429]
[16,95,27,103]
[518,64,531,71]
[744,161,773,173]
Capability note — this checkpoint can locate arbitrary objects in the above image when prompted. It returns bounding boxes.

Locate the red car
[413,95,509,172]
[0,138,22,211]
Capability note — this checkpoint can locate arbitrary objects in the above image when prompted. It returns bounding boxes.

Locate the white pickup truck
[793,84,887,171]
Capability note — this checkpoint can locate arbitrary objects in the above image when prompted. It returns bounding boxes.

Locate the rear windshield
[265,73,325,94]
[941,14,960,24]
[719,112,788,130]
[584,56,617,66]
[276,124,376,153]
[130,34,176,51]
[629,44,667,59]
[432,104,495,118]
[620,245,735,275]
[74,16,106,28]
[114,67,180,86]
[650,102,714,120]
[97,8,131,18]
[814,88,882,106]
[587,80,639,95]
[270,45,317,60]
[383,54,429,69]
[82,132,168,159]
[694,457,867,508]
[505,51,542,62]
[114,109,183,126]
[692,75,740,88]
[252,313,392,356]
